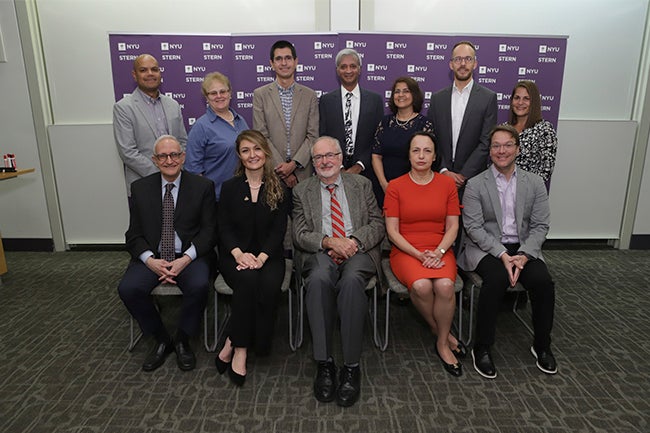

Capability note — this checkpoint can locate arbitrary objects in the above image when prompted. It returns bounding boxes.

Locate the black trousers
[219,254,285,355]
[474,248,555,350]
[118,257,210,338]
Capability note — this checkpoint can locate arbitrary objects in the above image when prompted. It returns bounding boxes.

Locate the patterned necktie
[160,183,175,262]
[327,184,345,239]
[344,92,354,157]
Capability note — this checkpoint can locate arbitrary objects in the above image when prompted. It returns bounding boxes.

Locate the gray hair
[335,48,362,68]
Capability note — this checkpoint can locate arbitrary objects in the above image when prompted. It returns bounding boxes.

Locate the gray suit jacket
[457,167,550,271]
[292,173,385,273]
[113,89,188,195]
[319,87,384,173]
[252,82,319,181]
[427,82,497,179]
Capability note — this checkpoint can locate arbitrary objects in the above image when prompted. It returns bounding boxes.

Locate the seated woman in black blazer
[215,130,290,386]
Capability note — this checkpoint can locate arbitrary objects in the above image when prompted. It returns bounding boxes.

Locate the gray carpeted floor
[0,249,648,432]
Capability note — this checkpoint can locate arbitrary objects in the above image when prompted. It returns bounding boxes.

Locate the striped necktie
[326,184,345,238]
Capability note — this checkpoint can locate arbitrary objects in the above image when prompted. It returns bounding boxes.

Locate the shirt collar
[137,87,160,103]
[161,171,182,189]
[320,174,342,189]
[276,81,296,92]
[490,164,517,180]
[453,78,474,94]
[341,84,360,99]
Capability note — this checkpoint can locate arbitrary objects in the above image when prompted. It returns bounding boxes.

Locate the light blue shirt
[185,106,248,200]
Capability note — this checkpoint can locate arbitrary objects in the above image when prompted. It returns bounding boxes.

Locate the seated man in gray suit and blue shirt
[113,54,187,197]
[319,48,384,178]
[292,136,384,407]
[118,135,217,372]
[458,124,557,379]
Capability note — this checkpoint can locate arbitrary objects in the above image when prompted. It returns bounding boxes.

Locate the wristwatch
[438,248,446,255]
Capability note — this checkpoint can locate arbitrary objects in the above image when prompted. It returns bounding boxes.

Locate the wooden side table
[1,168,36,280]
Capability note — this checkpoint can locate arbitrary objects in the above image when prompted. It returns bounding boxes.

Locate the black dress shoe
[472,347,497,379]
[451,339,468,358]
[531,346,558,375]
[174,340,196,371]
[336,365,361,407]
[142,341,174,372]
[313,360,337,403]
[228,364,246,387]
[435,346,463,377]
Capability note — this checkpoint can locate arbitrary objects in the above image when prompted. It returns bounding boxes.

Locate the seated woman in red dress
[383,131,465,377]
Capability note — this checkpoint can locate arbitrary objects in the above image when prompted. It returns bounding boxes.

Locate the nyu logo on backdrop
[117,42,141,51]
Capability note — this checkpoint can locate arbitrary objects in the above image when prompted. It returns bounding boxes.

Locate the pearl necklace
[395,112,416,126]
[247,180,263,190]
[408,170,434,185]
[218,110,234,123]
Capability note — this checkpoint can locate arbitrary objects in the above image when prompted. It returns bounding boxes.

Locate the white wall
[0,0,52,239]
[1,0,649,247]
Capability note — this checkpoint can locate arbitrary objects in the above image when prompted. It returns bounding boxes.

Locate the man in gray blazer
[458,125,557,379]
[113,54,188,196]
[427,41,497,192]
[319,48,384,177]
[253,40,319,188]
[293,136,384,407]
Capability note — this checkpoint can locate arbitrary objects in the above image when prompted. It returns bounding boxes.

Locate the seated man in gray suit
[293,136,384,407]
[113,54,187,197]
[458,124,557,379]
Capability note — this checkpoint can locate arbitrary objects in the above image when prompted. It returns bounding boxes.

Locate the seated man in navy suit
[458,124,557,379]
[118,135,217,372]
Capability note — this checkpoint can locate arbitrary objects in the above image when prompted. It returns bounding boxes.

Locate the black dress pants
[474,250,555,350]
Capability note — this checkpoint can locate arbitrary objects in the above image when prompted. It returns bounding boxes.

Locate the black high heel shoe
[228,364,246,387]
[436,346,463,377]
[215,350,232,375]
[451,339,468,359]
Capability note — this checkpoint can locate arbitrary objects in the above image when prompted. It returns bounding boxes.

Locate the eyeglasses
[273,55,295,63]
[451,56,475,64]
[311,152,341,163]
[490,143,516,150]
[393,88,411,95]
[206,89,230,97]
[154,152,183,162]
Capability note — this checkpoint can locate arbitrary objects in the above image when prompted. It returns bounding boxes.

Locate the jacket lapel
[485,170,503,233]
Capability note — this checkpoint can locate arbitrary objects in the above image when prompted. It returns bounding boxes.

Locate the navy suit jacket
[427,82,497,180]
[319,87,384,174]
[125,170,218,260]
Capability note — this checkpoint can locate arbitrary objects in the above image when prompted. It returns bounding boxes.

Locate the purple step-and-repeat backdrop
[109,33,567,131]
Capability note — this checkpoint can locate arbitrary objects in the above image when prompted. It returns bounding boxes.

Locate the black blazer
[427,83,498,179]
[217,175,290,258]
[125,170,218,259]
[319,87,384,173]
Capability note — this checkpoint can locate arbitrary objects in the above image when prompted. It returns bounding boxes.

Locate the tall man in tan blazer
[253,40,319,188]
